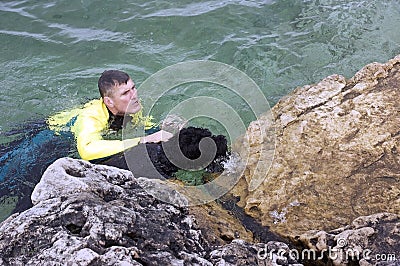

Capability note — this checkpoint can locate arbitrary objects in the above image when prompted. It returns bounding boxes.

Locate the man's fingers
[160,130,173,141]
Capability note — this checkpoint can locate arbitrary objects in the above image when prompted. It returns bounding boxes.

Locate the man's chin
[126,106,142,115]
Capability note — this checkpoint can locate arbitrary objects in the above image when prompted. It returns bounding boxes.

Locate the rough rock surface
[209,239,302,266]
[0,158,299,266]
[297,213,399,266]
[232,55,400,237]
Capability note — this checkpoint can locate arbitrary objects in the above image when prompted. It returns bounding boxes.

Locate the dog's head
[174,127,228,160]
[102,126,229,179]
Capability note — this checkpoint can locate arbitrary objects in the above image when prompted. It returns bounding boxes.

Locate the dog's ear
[212,135,228,156]
[199,127,212,138]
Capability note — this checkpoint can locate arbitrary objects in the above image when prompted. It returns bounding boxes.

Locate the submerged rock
[0,158,298,266]
[232,55,400,237]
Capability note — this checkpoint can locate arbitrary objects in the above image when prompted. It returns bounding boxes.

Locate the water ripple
[141,0,274,18]
[0,30,61,44]
[47,23,129,44]
[0,0,36,19]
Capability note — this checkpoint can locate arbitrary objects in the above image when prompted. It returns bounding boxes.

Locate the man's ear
[103,96,114,108]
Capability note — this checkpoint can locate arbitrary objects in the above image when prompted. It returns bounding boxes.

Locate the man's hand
[140,130,173,144]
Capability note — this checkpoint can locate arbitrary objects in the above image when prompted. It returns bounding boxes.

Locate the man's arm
[74,115,141,161]
[77,130,173,161]
[140,130,173,144]
[74,113,173,161]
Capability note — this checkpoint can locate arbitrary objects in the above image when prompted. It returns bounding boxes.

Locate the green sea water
[0,0,399,221]
[1,0,399,136]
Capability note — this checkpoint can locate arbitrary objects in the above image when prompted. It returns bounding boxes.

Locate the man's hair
[98,70,130,98]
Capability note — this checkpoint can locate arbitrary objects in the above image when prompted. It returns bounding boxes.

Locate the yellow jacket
[48,99,155,161]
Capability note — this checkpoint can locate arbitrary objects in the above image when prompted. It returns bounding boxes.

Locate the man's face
[108,79,142,115]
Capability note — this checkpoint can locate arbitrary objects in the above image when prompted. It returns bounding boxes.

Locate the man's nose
[130,89,137,100]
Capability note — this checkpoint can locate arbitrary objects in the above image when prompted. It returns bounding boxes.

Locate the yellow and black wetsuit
[47,99,156,161]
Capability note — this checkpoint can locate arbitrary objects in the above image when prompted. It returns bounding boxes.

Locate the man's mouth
[132,100,141,108]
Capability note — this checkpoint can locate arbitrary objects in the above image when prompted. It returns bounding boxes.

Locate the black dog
[101,127,228,179]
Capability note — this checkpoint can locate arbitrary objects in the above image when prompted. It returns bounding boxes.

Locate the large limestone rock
[1,158,206,265]
[0,158,299,266]
[233,55,400,236]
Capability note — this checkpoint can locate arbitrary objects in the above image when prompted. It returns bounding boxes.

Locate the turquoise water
[0,0,400,220]
[1,0,400,136]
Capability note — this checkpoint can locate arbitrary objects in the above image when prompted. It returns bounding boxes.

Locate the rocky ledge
[0,158,299,266]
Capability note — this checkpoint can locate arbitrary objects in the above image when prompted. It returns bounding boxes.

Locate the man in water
[0,70,173,220]
[71,70,173,161]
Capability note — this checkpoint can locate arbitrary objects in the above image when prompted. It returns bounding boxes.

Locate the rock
[189,200,255,246]
[209,239,302,266]
[232,55,400,237]
[0,158,297,266]
[296,213,400,265]
[1,158,206,265]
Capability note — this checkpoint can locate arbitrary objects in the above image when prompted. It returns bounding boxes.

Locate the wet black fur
[102,127,228,179]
